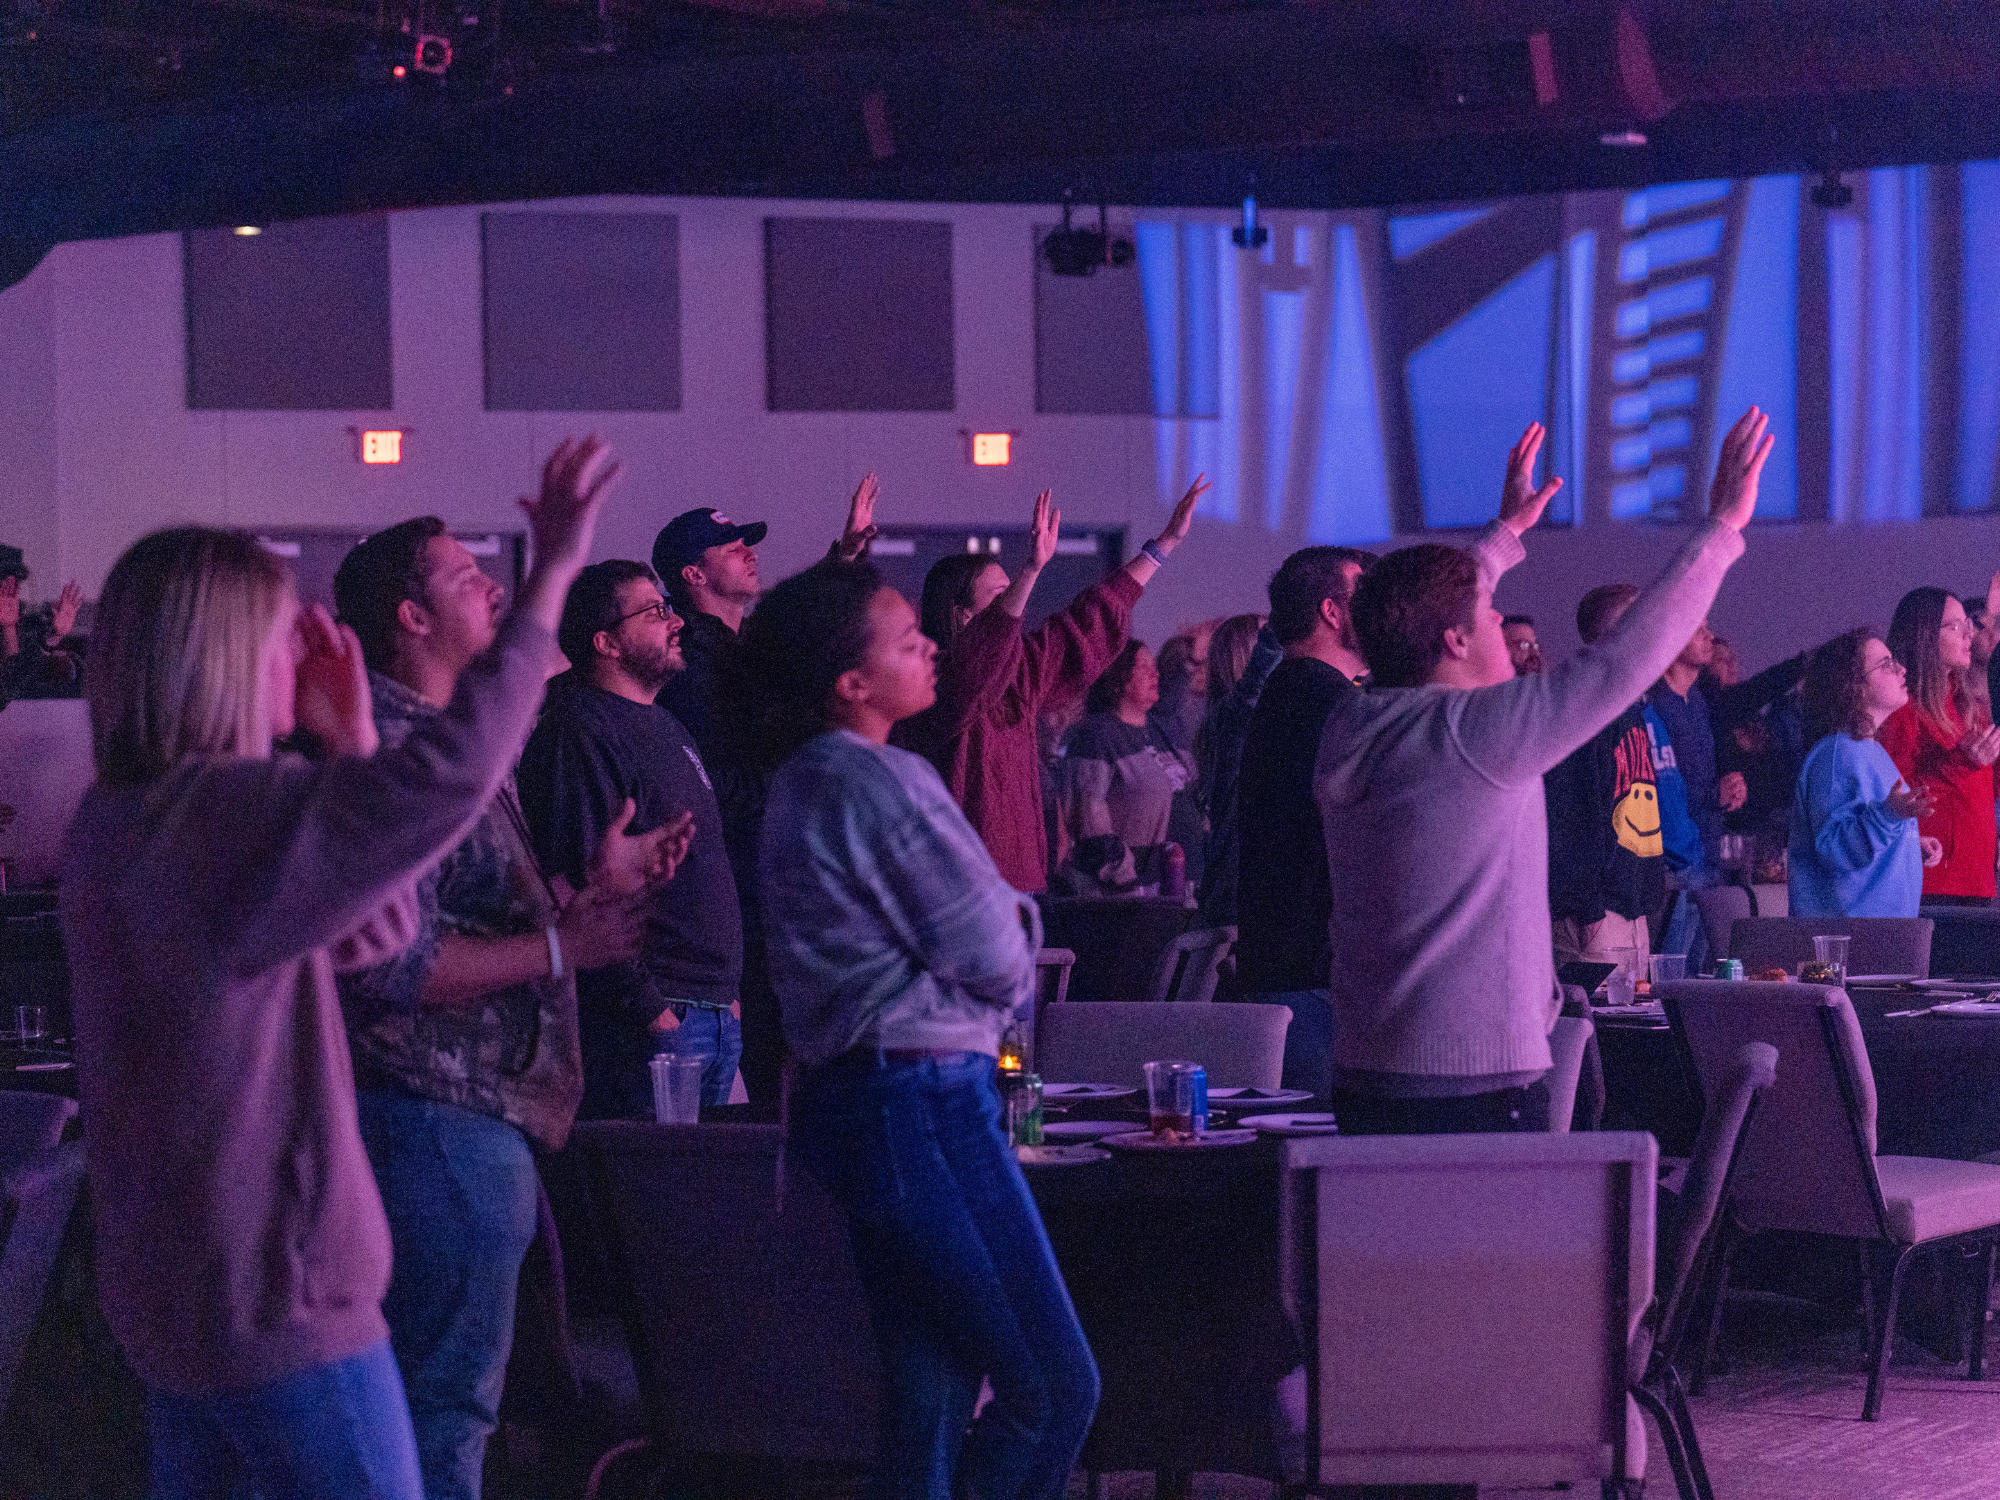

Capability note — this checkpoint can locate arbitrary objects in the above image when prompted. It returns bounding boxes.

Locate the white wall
[8,192,2000,674]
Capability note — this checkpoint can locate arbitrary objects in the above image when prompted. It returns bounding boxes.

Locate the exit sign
[970,432,1012,466]
[359,430,403,465]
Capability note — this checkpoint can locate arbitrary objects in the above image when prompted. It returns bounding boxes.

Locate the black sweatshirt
[1544,702,1666,924]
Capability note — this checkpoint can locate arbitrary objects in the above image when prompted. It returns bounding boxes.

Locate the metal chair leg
[1969,1240,1997,1381]
[1865,1243,1918,1421]
[1634,1380,1697,1500]
[1689,1220,1737,1396]
[1664,1363,1716,1500]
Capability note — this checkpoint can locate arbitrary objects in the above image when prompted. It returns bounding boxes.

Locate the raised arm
[1454,409,1771,786]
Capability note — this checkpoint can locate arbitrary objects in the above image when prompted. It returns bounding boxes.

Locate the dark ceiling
[4,1,2000,285]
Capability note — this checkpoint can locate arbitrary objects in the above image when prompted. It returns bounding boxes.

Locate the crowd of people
[26,395,2000,1499]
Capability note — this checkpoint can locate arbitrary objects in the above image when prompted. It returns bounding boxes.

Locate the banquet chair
[1144,926,1235,1004]
[1727,917,1933,979]
[0,1140,85,1425]
[1278,1132,1655,1496]
[574,1122,880,1483]
[0,1089,76,1179]
[1659,980,2000,1420]
[1547,1015,1595,1133]
[1689,884,1752,960]
[1037,1001,1290,1089]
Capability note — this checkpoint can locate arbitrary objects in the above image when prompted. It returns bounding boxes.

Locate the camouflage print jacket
[336,671,585,1151]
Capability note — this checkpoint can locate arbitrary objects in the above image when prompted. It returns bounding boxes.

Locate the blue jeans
[1662,863,1720,974]
[357,1091,539,1500]
[147,1340,422,1500]
[1263,989,1333,1101]
[792,1052,1100,1500]
[653,1006,742,1108]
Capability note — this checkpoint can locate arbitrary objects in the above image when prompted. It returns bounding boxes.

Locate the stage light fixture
[1042,198,1133,278]
[1810,171,1854,210]
[413,34,452,75]
[1232,195,1269,250]
[233,225,261,237]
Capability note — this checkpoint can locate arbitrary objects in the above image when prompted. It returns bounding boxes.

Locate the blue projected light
[1961,162,2000,513]
[1307,223,1394,544]
[1389,207,1495,261]
[1619,219,1727,283]
[1406,253,1556,529]
[1623,180,1732,230]
[1705,173,1799,520]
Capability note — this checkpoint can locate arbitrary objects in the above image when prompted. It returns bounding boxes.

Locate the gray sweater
[762,730,1041,1068]
[1315,518,1745,1085]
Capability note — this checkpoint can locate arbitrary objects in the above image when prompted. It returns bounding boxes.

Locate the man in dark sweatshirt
[519,561,745,1116]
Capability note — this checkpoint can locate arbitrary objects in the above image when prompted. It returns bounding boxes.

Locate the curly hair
[1801,627,1882,748]
[725,558,885,770]
[1350,544,1480,689]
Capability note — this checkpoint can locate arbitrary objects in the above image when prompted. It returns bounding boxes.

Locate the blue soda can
[1190,1065,1209,1136]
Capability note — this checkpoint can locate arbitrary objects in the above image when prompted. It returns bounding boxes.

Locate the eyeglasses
[1867,655,1905,676]
[1941,619,1975,636]
[612,600,675,628]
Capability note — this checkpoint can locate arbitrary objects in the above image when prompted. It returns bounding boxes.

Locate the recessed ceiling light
[1599,130,1649,148]
[233,225,261,236]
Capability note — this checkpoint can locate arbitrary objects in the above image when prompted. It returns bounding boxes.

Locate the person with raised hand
[60,435,619,1500]
[900,474,1212,892]
[1317,410,1769,1137]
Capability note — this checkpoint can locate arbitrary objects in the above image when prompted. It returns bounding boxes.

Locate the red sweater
[1879,699,1997,899]
[897,572,1141,892]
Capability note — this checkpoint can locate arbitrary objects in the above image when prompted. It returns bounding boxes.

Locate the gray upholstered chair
[1727,917,1933,979]
[1689,884,1753,960]
[1659,979,2000,1419]
[1278,1132,1655,1495]
[0,1089,76,1181]
[1036,1000,1290,1089]
[1144,926,1236,1004]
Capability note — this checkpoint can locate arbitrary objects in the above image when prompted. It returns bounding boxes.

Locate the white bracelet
[545,924,564,981]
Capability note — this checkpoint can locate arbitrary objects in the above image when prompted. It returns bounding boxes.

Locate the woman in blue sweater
[736,558,1097,1500]
[1789,628,1936,917]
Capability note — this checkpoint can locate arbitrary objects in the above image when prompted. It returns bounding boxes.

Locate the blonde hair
[87,528,290,786]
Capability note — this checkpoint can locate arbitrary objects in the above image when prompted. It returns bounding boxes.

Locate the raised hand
[837,473,880,562]
[520,435,623,577]
[50,581,81,640]
[1498,422,1564,537]
[1960,724,2000,769]
[586,799,689,897]
[1028,490,1061,572]
[1887,780,1936,823]
[1154,474,1212,553]
[294,604,378,757]
[1708,407,1775,531]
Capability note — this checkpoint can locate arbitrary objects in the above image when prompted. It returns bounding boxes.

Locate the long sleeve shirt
[762,730,1041,1068]
[1788,732,1922,918]
[1196,625,1286,924]
[1878,698,1999,899]
[895,571,1141,892]
[60,612,553,1395]
[1646,652,1805,868]
[1315,519,1745,1086]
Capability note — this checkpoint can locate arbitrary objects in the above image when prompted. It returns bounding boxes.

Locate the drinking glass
[1144,1060,1200,1141]
[1648,954,1687,988]
[14,1005,45,1042]
[649,1055,705,1124]
[1812,934,1852,987]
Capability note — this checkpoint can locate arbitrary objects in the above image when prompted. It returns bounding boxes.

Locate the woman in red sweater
[896,477,1208,892]
[1881,587,2000,903]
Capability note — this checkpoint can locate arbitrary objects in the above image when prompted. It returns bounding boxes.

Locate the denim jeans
[146,1340,422,1500]
[1261,989,1334,1101]
[1660,863,1720,974]
[652,1005,742,1108]
[357,1091,539,1500]
[1330,1076,1552,1136]
[792,1052,1100,1500]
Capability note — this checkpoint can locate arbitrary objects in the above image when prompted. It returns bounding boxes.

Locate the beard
[623,638,681,695]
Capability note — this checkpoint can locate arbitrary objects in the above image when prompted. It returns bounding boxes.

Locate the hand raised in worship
[557,882,651,971]
[1707,407,1775,531]
[50,581,81,640]
[1960,723,2000,769]
[1887,780,1935,823]
[1498,422,1564,537]
[520,435,622,577]
[586,799,693,897]
[1152,474,1211,555]
[836,472,880,562]
[1028,489,1061,572]
[294,604,378,758]
[1718,771,1748,813]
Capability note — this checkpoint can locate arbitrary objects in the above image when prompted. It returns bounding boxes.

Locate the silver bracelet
[545,924,564,981]
[1140,540,1169,569]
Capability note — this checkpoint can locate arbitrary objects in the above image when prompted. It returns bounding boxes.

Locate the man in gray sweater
[1317,409,1773,1133]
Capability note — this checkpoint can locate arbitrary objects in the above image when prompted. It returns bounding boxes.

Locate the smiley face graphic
[1614,782,1663,859]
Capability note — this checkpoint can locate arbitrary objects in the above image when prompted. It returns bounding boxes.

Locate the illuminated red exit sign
[968,432,1012,466]
[360,430,403,464]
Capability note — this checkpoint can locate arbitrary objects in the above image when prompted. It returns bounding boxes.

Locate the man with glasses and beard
[519,561,745,1117]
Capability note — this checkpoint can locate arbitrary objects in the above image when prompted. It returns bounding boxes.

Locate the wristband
[1140,540,1169,570]
[545,924,564,981]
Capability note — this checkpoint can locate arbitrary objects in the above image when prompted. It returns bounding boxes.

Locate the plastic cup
[649,1054,706,1124]
[1648,954,1687,987]
[1144,1060,1200,1141]
[1812,934,1852,985]
[14,1005,44,1042]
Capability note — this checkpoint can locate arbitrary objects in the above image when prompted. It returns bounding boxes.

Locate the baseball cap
[652,508,768,585]
[0,545,26,583]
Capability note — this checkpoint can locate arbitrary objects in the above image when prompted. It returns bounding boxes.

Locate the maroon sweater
[897,572,1140,892]
[61,614,554,1395]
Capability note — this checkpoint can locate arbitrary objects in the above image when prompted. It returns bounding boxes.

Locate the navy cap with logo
[651,508,768,588]
[0,545,26,583]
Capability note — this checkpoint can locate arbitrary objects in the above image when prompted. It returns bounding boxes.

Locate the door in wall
[866,526,1125,633]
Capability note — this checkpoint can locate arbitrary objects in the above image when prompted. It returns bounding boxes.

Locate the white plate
[1016,1143,1109,1167]
[1205,1087,1314,1103]
[1848,973,1924,987]
[1099,1128,1258,1151]
[1912,977,2000,991]
[1929,997,2000,1015]
[1591,1002,1665,1021]
[1240,1112,1341,1136]
[1040,1083,1139,1100]
[1042,1120,1133,1140]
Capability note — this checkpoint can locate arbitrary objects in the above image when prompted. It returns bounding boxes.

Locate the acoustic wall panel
[185,215,393,410]
[483,212,681,411]
[765,217,954,411]
[1033,224,1156,415]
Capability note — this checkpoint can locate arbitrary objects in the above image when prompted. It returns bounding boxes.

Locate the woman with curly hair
[1789,627,1934,917]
